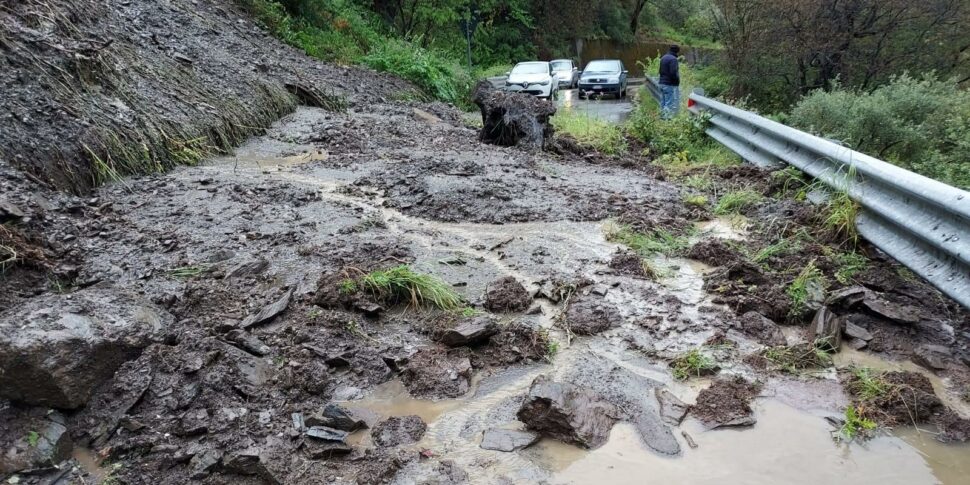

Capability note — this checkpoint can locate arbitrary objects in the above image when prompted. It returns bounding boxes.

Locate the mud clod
[371,416,427,447]
[400,348,473,399]
[516,375,619,449]
[480,428,540,452]
[484,276,533,313]
[565,295,622,335]
[692,377,762,429]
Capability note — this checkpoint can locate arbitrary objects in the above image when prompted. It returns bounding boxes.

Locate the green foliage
[840,405,877,442]
[338,278,358,294]
[605,223,691,257]
[786,260,827,317]
[553,110,627,155]
[682,193,708,207]
[752,239,792,264]
[671,347,717,380]
[360,265,464,310]
[789,75,970,189]
[850,367,891,401]
[713,189,762,215]
[822,191,860,245]
[26,431,39,447]
[832,251,868,284]
[362,39,472,106]
[546,340,560,362]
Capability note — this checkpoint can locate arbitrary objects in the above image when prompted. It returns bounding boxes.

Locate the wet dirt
[2,64,970,485]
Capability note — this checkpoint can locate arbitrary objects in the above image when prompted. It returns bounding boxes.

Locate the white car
[504,62,558,99]
[550,59,579,88]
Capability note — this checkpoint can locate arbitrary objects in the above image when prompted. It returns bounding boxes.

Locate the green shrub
[554,110,627,155]
[362,39,472,106]
[789,75,970,189]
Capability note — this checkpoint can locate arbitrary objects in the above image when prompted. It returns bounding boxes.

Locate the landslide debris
[472,80,556,150]
[516,375,619,449]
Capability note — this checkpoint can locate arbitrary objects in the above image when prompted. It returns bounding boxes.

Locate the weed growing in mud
[545,340,560,362]
[345,320,377,342]
[457,306,479,317]
[838,405,878,442]
[552,110,627,155]
[671,348,718,380]
[683,173,715,191]
[339,279,358,295]
[752,239,792,264]
[832,250,868,284]
[786,260,827,317]
[760,344,831,374]
[822,191,860,245]
[308,308,324,319]
[167,265,211,279]
[713,189,763,215]
[26,431,39,447]
[605,223,691,257]
[359,265,463,310]
[682,194,708,207]
[849,367,891,401]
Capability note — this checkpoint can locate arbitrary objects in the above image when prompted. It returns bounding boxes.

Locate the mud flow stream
[193,108,969,484]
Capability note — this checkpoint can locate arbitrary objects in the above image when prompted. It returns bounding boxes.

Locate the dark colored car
[578,59,628,99]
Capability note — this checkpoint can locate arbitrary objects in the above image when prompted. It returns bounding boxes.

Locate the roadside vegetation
[552,110,628,155]
[670,347,718,380]
[357,265,464,310]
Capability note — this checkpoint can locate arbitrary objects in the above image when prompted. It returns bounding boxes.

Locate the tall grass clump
[360,265,464,310]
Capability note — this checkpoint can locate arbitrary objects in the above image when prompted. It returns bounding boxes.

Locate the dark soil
[687,239,741,267]
[691,377,762,428]
[483,276,532,313]
[371,416,427,447]
[608,250,649,278]
[841,370,945,426]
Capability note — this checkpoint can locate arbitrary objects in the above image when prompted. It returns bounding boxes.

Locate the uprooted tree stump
[472,80,556,150]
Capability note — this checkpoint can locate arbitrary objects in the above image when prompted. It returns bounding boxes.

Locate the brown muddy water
[197,108,969,484]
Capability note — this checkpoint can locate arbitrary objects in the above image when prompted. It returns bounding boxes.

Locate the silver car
[504,61,558,99]
[550,59,579,88]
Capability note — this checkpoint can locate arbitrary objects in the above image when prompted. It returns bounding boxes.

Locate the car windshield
[550,60,572,71]
[584,60,621,73]
[511,63,549,74]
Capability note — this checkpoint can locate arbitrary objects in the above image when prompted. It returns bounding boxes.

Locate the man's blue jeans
[660,84,680,119]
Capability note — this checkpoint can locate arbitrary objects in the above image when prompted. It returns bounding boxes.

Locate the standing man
[659,44,680,119]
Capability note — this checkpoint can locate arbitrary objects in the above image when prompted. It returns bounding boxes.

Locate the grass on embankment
[553,110,628,155]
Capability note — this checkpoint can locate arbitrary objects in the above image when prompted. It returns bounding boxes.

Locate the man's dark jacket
[659,52,680,86]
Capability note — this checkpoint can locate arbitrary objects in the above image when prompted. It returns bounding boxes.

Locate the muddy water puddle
[200,134,968,484]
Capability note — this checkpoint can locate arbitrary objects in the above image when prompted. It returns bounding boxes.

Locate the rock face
[480,428,540,452]
[0,287,170,409]
[371,415,427,447]
[516,375,618,449]
[484,277,532,313]
[439,316,499,347]
[472,80,556,150]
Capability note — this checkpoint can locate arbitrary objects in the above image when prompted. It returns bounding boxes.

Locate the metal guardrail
[645,77,970,308]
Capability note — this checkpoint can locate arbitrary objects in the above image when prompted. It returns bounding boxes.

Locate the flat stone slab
[480,428,540,452]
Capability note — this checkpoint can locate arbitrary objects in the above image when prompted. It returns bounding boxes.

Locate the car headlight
[607,77,619,83]
[537,80,550,86]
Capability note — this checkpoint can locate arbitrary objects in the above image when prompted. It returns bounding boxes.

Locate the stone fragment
[439,317,499,347]
[516,375,618,449]
[480,428,540,452]
[810,306,841,352]
[241,289,293,329]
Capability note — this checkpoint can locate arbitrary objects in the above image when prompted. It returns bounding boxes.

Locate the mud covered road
[3,93,969,484]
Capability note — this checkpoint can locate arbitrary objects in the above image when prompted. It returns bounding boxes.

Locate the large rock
[0,288,170,409]
[738,311,786,346]
[472,80,556,150]
[516,375,618,449]
[306,403,368,432]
